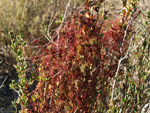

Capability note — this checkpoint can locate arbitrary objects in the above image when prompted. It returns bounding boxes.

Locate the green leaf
[142,41,147,48]
[21,79,25,86]
[11,44,15,49]
[19,66,23,71]
[14,42,18,47]
[92,40,97,44]
[16,97,21,104]
[14,65,18,69]
[13,49,17,54]
[145,21,148,25]
[148,11,150,16]
[140,85,144,90]
[9,83,14,89]
[147,15,150,20]
[22,95,28,104]
[140,92,144,97]
[55,20,59,24]
[17,50,22,56]
[59,14,63,21]
[14,83,19,89]
[147,11,150,20]
[42,77,46,82]
[100,33,104,38]
[11,101,17,108]
[139,57,143,66]
[104,16,107,20]
[122,97,125,102]
[122,0,127,7]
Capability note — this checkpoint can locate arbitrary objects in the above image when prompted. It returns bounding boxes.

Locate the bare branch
[129,31,150,56]
[45,13,57,42]
[56,0,72,54]
[111,27,150,102]
[120,16,133,57]
[111,17,133,102]
[0,76,8,89]
[73,107,78,113]
[122,29,141,60]
[111,9,135,101]
[56,0,72,36]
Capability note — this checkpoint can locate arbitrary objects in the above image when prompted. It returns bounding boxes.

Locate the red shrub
[26,5,132,113]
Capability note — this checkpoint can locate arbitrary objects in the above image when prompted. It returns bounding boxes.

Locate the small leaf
[77,46,81,52]
[11,43,15,49]
[122,0,127,7]
[145,21,148,25]
[14,42,18,47]
[42,77,46,82]
[100,33,104,38]
[104,16,107,20]
[59,14,63,21]
[85,13,90,18]
[148,11,150,16]
[147,16,150,20]
[31,95,36,102]
[9,83,14,89]
[122,97,125,102]
[55,20,59,24]
[142,41,147,49]
[17,50,22,56]
[22,95,28,104]
[147,11,150,20]
[14,65,18,69]
[11,101,17,108]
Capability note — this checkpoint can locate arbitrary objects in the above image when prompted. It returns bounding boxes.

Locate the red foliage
[25,5,132,113]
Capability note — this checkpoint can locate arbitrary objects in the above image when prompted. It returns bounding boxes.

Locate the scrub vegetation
[0,0,150,112]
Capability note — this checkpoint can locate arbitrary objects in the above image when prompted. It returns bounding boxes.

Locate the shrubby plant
[9,0,150,113]
[9,32,33,112]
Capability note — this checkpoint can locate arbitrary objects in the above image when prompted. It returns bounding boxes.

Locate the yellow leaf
[82,29,86,35]
[77,46,81,52]
[85,13,90,18]
[31,95,35,102]
[48,84,52,89]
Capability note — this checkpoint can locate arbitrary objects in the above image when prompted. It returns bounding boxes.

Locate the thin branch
[52,71,61,79]
[73,107,78,113]
[0,76,8,89]
[111,16,133,101]
[44,82,47,99]
[0,60,3,65]
[56,0,72,48]
[122,29,141,60]
[111,59,122,101]
[129,31,150,56]
[111,28,150,102]
[57,0,72,33]
[120,11,133,57]
[110,6,144,101]
[45,13,57,42]
[0,74,10,79]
